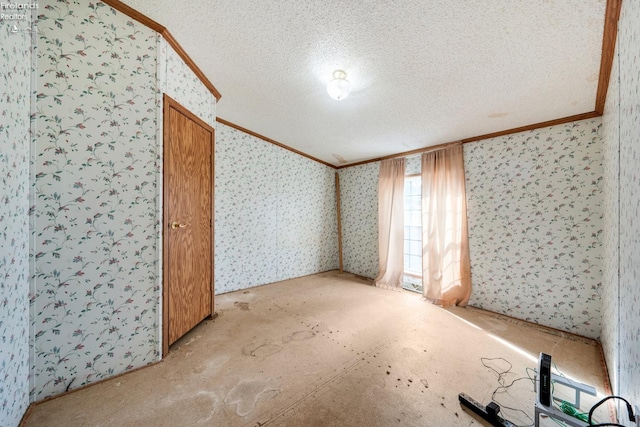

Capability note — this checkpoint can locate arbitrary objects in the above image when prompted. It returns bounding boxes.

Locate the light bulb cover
[327,70,351,100]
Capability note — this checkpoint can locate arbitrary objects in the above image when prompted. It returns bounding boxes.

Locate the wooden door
[163,94,214,355]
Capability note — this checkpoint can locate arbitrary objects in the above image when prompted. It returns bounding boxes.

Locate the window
[403,175,423,292]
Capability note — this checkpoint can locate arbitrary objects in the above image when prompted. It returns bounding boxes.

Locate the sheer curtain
[374,158,405,290]
[421,145,471,306]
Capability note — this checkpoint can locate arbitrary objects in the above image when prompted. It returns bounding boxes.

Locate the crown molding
[101,0,221,101]
[216,118,337,169]
[595,0,622,114]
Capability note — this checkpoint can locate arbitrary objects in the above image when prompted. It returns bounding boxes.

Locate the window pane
[404,176,422,279]
[410,226,421,240]
[410,211,421,226]
[409,255,421,272]
[408,195,421,211]
[412,179,421,195]
[410,239,421,255]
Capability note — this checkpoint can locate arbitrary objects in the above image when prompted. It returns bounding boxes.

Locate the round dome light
[327,70,351,101]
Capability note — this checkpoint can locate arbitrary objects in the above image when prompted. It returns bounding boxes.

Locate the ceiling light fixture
[327,70,351,101]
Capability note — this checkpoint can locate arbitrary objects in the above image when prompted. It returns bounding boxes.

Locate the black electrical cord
[588,395,635,426]
[480,357,536,427]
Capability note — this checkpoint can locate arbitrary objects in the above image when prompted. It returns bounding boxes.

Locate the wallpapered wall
[215,123,338,293]
[338,162,379,279]
[33,1,160,400]
[6,0,635,422]
[616,0,640,410]
[601,29,620,396]
[601,0,640,416]
[0,8,32,427]
[32,0,216,401]
[159,39,216,128]
[336,154,439,280]
[338,119,604,339]
[464,119,604,339]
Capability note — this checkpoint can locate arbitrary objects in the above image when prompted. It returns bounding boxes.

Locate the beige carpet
[25,271,610,426]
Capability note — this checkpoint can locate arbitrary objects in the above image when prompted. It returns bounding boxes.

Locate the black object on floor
[539,352,552,406]
[459,392,517,427]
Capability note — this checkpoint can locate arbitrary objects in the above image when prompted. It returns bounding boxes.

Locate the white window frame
[403,175,423,292]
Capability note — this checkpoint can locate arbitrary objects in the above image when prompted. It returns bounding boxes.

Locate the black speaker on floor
[538,352,552,406]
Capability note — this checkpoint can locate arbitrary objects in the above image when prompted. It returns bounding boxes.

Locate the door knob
[170,222,187,229]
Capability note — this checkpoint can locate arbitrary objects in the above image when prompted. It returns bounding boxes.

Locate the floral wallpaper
[10,0,636,420]
[338,162,379,279]
[159,38,216,129]
[33,1,160,399]
[405,154,421,175]
[601,35,620,395]
[339,128,604,340]
[602,0,640,413]
[215,124,278,291]
[276,150,338,280]
[464,119,604,339]
[215,123,338,293]
[0,8,32,427]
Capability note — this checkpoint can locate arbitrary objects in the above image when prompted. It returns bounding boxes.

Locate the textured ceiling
[122,0,607,166]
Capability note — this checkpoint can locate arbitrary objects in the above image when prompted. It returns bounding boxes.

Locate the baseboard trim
[18,402,35,427]
[463,305,599,345]
[596,341,617,422]
[214,269,343,296]
[31,359,164,406]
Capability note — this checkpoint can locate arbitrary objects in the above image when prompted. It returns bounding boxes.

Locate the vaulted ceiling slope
[121,0,610,166]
